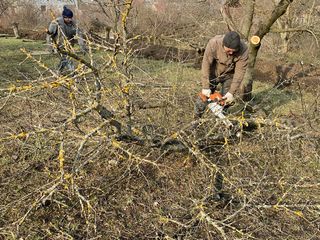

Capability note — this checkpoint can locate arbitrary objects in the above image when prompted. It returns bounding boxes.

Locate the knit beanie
[223,31,241,50]
[62,6,73,18]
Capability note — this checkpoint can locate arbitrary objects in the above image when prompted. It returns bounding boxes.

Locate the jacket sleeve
[46,21,58,50]
[201,39,216,89]
[47,21,58,37]
[228,46,249,94]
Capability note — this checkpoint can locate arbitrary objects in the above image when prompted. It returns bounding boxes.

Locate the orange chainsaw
[199,91,233,127]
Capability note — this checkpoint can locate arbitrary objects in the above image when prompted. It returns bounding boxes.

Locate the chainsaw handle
[199,92,226,106]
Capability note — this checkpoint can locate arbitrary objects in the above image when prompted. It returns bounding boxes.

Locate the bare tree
[272,0,318,54]
[0,0,16,17]
[240,0,294,100]
[220,0,295,100]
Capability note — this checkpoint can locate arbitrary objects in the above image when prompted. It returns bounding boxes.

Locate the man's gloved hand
[201,89,211,98]
[223,92,234,104]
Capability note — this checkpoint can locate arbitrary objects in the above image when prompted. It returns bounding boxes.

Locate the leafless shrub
[0,1,319,239]
[128,0,224,47]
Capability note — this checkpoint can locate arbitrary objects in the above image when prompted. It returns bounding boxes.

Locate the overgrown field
[0,37,319,239]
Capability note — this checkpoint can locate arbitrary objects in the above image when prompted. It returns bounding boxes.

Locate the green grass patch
[0,37,315,119]
[0,38,58,85]
[252,81,315,117]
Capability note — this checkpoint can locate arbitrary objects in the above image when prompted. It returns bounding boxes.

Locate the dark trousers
[58,54,75,74]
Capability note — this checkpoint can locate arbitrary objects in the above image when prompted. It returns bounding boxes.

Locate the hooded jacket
[201,35,248,94]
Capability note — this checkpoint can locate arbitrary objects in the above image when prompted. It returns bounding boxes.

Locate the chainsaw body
[199,92,233,127]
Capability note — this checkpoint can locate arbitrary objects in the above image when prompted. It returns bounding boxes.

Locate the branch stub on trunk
[250,35,261,46]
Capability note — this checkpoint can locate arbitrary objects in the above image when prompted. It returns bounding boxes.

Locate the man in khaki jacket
[195,31,248,118]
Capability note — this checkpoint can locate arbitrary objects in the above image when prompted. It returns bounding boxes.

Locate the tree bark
[241,0,255,39]
[220,4,237,32]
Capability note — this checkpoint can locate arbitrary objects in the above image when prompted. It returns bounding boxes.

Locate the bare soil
[254,58,320,91]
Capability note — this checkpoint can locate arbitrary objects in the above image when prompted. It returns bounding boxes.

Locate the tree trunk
[220,0,242,32]
[12,22,20,39]
[241,0,255,39]
[275,0,291,54]
[279,27,289,53]
[220,4,237,32]
[240,0,294,101]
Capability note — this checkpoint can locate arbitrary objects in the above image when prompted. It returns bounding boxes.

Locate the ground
[0,34,319,239]
[254,58,320,92]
